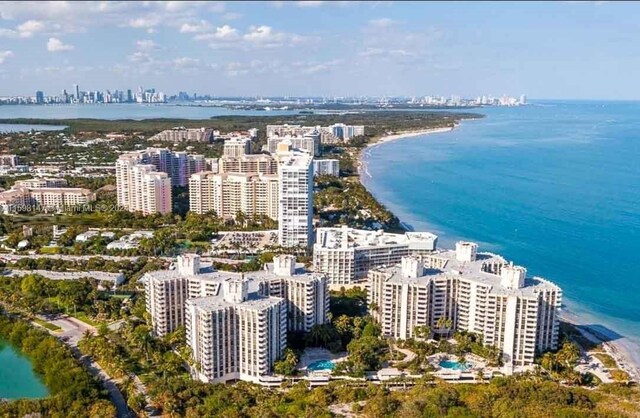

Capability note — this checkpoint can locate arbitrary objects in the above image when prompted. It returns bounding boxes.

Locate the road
[35,314,132,418]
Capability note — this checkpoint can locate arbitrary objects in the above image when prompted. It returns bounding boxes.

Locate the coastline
[356,121,640,383]
[357,125,456,183]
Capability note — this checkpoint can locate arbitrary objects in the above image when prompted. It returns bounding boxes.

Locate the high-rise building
[218,154,278,175]
[188,171,279,220]
[313,226,438,284]
[116,148,205,214]
[267,131,320,156]
[141,254,328,384]
[223,137,252,157]
[74,84,80,101]
[276,143,314,248]
[367,245,562,372]
[35,91,44,104]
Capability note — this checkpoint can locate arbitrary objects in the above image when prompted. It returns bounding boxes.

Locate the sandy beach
[358,125,456,179]
[356,122,640,383]
[561,310,640,382]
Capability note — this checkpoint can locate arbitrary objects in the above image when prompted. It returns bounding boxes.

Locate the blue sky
[0,1,638,99]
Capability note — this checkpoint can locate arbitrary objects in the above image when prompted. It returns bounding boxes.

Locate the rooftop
[315,226,438,250]
[377,248,560,298]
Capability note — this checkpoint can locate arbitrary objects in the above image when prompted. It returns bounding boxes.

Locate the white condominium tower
[367,242,562,371]
[313,226,438,285]
[218,154,278,175]
[141,254,328,383]
[276,143,314,248]
[188,171,279,220]
[186,279,287,384]
[116,148,205,214]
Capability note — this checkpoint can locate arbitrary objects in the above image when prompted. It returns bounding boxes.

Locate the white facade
[367,243,562,371]
[142,254,329,383]
[277,148,314,248]
[313,226,438,284]
[147,127,215,143]
[313,159,340,177]
[0,185,95,213]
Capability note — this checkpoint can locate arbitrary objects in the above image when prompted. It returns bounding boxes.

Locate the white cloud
[173,57,200,67]
[127,51,153,63]
[136,39,158,51]
[194,25,239,42]
[180,21,212,33]
[0,19,47,38]
[368,18,398,28]
[46,37,74,52]
[0,50,13,64]
[128,16,160,29]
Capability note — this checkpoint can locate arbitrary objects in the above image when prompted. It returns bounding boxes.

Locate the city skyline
[0,1,638,99]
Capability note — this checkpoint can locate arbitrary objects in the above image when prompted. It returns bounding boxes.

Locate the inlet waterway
[0,339,49,400]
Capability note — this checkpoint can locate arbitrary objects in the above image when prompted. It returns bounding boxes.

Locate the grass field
[33,318,62,332]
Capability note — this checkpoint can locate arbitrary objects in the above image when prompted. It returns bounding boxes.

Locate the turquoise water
[362,100,640,348]
[307,359,335,371]
[439,360,470,371]
[0,339,49,399]
[0,104,299,121]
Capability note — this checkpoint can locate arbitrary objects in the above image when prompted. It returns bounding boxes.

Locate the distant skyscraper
[73,84,79,101]
[35,91,44,104]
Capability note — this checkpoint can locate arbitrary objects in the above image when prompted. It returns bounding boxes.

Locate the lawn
[33,318,62,332]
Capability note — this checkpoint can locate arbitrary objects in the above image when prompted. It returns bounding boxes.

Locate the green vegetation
[314,175,404,231]
[33,318,62,331]
[0,317,113,417]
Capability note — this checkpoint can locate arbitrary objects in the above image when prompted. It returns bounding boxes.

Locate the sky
[0,1,639,99]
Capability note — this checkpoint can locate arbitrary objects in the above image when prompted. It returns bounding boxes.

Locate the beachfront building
[188,171,279,220]
[313,226,438,285]
[367,243,562,371]
[142,254,328,336]
[276,143,314,248]
[326,123,365,141]
[267,130,321,157]
[141,254,328,384]
[313,159,340,177]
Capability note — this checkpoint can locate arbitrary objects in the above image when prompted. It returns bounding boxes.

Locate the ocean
[362,100,640,348]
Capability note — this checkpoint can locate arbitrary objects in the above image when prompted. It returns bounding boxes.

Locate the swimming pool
[307,360,335,371]
[439,360,471,371]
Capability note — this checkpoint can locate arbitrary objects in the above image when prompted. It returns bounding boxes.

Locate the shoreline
[356,121,640,383]
[357,125,457,183]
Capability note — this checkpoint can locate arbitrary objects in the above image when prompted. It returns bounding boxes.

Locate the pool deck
[298,347,347,372]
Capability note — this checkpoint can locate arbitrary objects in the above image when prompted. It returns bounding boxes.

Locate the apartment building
[218,154,277,175]
[223,137,251,157]
[0,179,95,213]
[313,226,439,284]
[276,144,314,248]
[267,131,321,156]
[147,127,215,143]
[141,254,328,384]
[116,148,205,214]
[0,154,20,167]
[367,242,562,371]
[313,159,340,177]
[188,171,279,220]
